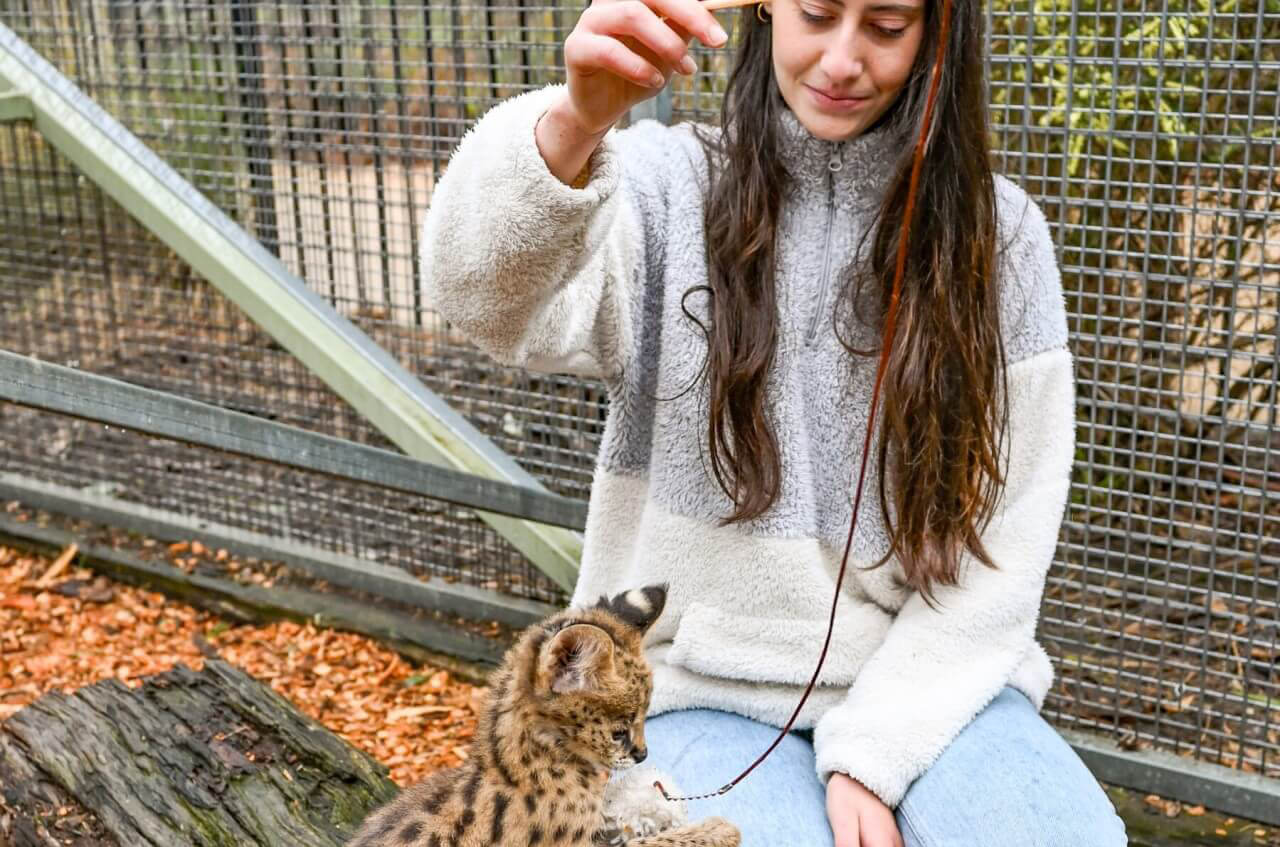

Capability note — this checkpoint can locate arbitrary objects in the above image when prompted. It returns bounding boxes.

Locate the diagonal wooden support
[0,23,582,591]
[0,88,33,122]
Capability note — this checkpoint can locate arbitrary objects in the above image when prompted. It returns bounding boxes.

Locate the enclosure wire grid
[0,0,1276,778]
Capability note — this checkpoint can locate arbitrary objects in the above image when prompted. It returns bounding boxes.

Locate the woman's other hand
[562,0,729,136]
[827,772,905,847]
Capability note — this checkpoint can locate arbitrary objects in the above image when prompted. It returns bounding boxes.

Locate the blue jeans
[643,686,1128,846]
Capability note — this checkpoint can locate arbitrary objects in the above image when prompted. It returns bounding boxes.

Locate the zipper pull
[828,145,840,201]
[828,144,843,172]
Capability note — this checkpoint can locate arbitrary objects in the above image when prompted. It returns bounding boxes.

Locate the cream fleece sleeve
[813,195,1076,809]
[419,82,676,381]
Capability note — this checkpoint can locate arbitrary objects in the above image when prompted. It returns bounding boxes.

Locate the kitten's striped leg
[624,817,740,847]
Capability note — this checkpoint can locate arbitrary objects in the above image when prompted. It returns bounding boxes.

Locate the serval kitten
[347,585,740,847]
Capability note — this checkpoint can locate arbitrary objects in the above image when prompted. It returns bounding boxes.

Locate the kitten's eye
[612,728,629,744]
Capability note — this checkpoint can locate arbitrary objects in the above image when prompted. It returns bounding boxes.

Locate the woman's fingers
[579,0,709,77]
[830,809,861,847]
[832,825,860,847]
[828,773,905,847]
[645,0,728,47]
[598,0,721,60]
[566,30,668,88]
[591,0,726,46]
[561,0,723,132]
[861,816,905,847]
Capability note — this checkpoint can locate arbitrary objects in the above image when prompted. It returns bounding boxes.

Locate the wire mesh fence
[0,0,1277,790]
[978,4,1280,781]
[0,123,574,602]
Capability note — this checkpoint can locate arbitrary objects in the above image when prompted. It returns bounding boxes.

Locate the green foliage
[987,1,1278,176]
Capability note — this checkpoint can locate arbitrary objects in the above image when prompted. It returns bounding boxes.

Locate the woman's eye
[872,23,908,38]
[800,9,830,23]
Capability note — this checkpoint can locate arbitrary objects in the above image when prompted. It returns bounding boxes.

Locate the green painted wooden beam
[0,89,33,122]
[0,23,582,590]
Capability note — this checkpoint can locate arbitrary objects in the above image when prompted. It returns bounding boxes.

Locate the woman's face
[764,0,927,142]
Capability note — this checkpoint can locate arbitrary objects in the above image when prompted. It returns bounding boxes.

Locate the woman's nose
[822,32,867,82]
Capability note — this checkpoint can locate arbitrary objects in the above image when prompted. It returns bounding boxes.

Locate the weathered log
[0,610,1272,847]
[0,660,397,846]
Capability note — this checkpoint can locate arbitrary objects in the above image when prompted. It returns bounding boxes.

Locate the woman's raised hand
[562,0,730,136]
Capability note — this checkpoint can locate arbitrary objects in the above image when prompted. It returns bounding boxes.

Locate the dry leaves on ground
[0,543,481,786]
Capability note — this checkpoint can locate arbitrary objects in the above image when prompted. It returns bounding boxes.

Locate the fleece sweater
[419,82,1075,809]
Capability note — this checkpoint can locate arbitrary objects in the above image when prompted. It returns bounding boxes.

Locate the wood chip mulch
[5,542,1278,844]
[0,543,484,788]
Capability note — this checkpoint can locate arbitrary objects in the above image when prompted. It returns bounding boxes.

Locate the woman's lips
[807,85,871,113]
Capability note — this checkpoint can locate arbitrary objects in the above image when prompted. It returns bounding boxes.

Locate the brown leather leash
[656,0,955,803]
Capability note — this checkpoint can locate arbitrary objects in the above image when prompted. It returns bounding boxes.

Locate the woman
[419,0,1129,844]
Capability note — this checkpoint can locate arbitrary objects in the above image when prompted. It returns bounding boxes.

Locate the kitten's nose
[631,745,647,763]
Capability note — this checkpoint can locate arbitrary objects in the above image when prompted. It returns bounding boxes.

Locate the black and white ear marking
[540,623,616,694]
[594,584,667,634]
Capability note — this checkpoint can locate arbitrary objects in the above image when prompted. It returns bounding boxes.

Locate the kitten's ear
[539,624,616,695]
[594,584,667,635]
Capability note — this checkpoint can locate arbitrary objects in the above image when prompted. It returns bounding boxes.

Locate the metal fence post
[229,0,279,254]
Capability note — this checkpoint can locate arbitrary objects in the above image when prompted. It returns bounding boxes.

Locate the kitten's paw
[696,817,740,847]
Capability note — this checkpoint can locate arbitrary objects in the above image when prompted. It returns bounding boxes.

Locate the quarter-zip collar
[775,105,899,214]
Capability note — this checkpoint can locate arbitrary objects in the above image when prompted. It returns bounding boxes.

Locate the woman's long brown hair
[687,0,1007,607]
[657,0,970,802]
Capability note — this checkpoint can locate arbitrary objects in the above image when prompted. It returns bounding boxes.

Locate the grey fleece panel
[590,116,711,478]
[993,175,1070,362]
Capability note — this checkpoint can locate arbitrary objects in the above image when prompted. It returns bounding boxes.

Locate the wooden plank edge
[1064,727,1280,829]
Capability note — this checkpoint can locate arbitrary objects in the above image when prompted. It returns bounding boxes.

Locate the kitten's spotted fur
[348,585,739,847]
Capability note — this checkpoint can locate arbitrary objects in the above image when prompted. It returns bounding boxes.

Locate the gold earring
[757,2,771,23]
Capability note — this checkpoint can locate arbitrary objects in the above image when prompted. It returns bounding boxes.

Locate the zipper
[805,143,842,346]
